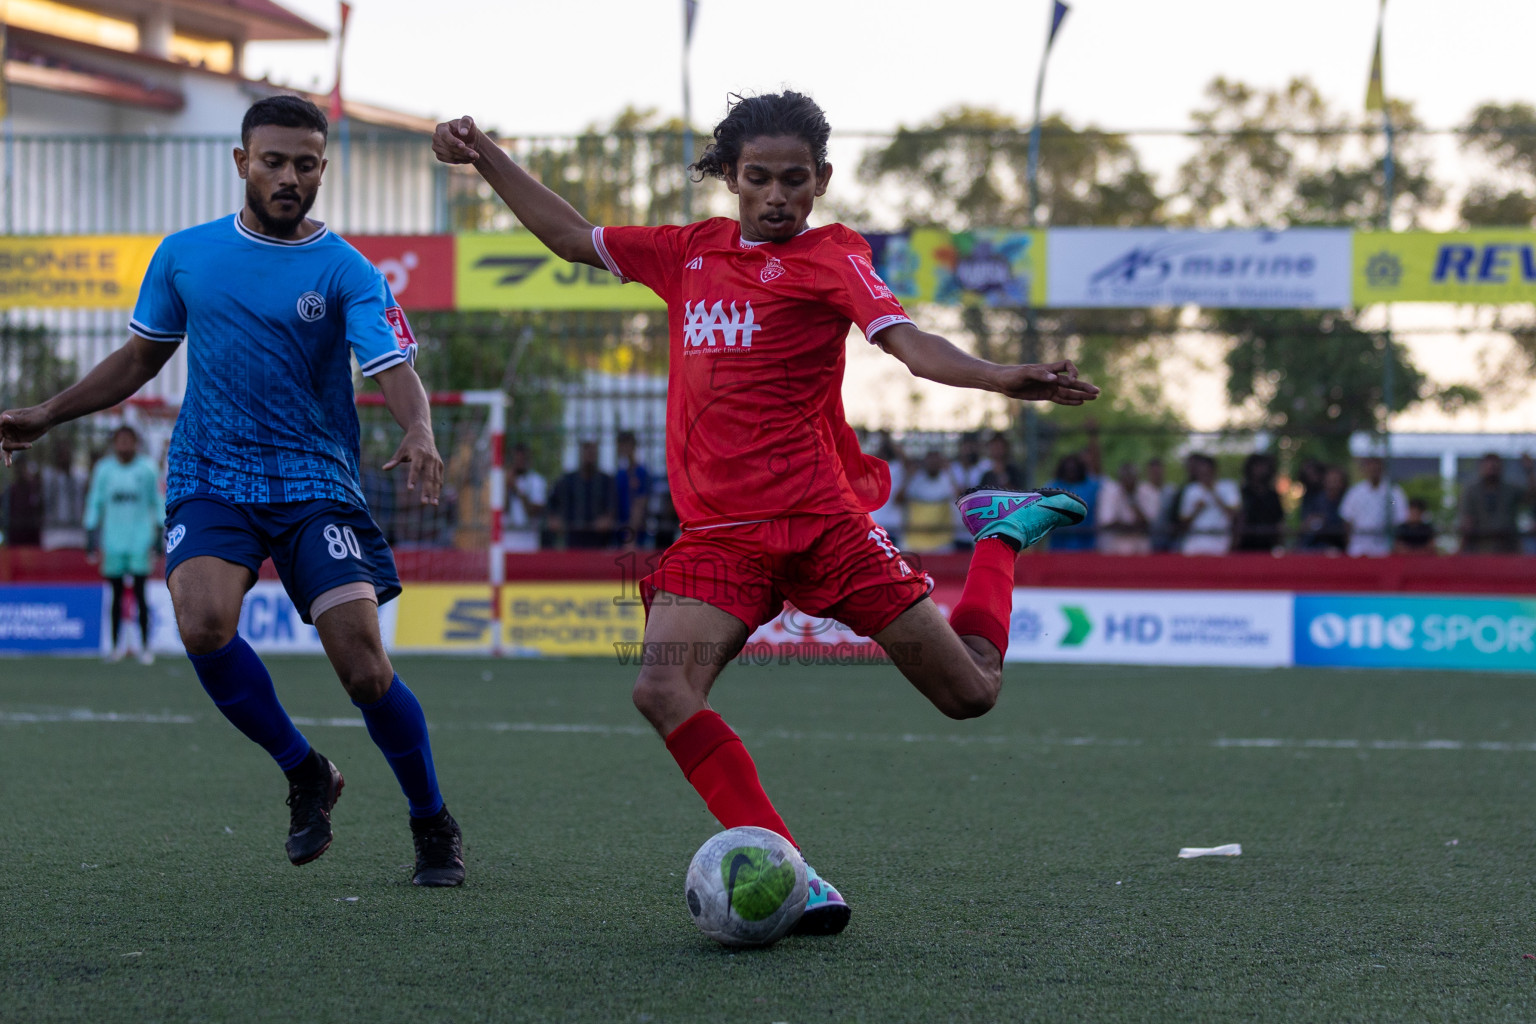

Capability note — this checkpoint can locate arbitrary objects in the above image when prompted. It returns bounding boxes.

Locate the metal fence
[2,132,448,235]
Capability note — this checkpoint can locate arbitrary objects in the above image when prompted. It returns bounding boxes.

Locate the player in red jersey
[434,92,1098,934]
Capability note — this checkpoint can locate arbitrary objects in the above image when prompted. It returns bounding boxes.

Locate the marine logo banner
[1047,228,1353,309]
[0,236,160,309]
[1354,231,1536,304]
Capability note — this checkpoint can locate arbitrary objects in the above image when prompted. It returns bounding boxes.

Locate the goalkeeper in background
[85,425,162,664]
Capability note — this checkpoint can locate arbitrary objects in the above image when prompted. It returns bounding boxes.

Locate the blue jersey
[130,214,417,507]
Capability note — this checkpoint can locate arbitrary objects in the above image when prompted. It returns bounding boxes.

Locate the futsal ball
[685,826,808,948]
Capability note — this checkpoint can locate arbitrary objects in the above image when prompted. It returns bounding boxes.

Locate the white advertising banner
[1005,588,1294,667]
[1047,228,1353,309]
[144,581,397,656]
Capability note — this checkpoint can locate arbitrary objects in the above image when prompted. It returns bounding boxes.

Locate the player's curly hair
[241,95,328,148]
[690,91,830,182]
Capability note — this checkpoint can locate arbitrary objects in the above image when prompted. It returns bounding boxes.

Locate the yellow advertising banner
[0,235,160,308]
[1354,231,1536,304]
[393,582,644,655]
[897,228,1047,307]
[455,233,665,311]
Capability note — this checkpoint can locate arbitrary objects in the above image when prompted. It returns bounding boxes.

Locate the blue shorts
[164,495,401,624]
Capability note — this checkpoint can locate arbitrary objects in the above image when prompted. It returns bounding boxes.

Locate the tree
[448,107,708,233]
[1459,102,1536,228]
[1176,77,1440,228]
[1177,78,1468,462]
[859,108,1180,477]
[859,107,1161,229]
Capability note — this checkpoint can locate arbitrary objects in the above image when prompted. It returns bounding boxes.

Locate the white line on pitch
[7,709,1536,753]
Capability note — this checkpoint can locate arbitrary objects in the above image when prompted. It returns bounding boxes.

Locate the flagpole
[1,8,11,235]
[1026,1,1068,229]
[1367,0,1396,529]
[1023,1,1066,488]
[680,1,698,224]
[329,1,351,231]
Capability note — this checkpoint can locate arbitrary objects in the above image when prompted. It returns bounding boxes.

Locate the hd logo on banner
[1354,231,1536,304]
[1295,594,1536,672]
[1047,228,1353,309]
[1005,588,1293,667]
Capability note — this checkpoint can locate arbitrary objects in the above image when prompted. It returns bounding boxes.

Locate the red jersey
[594,217,914,529]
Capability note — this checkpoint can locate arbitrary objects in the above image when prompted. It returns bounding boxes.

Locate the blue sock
[354,675,444,819]
[190,635,311,771]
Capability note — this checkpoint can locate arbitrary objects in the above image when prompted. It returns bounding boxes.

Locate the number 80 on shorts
[324,523,362,560]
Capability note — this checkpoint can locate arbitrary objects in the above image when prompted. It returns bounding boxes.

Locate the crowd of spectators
[866,428,1536,558]
[5,426,1534,559]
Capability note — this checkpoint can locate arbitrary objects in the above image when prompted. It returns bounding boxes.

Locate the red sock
[665,709,796,847]
[948,537,1017,658]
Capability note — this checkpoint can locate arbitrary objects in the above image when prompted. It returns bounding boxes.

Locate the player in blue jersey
[0,96,464,887]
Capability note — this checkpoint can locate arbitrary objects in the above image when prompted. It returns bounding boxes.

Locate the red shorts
[640,513,935,636]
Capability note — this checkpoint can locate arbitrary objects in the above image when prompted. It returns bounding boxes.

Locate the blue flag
[684,0,699,49]
[1047,1,1069,49]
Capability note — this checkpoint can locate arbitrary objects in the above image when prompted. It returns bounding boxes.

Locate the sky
[246,0,1536,436]
[248,0,1535,143]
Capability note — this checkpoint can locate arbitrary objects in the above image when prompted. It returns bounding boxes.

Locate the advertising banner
[144,582,397,655]
[890,229,1047,308]
[346,235,456,310]
[393,583,644,655]
[1047,228,1353,309]
[1005,588,1294,667]
[0,235,160,308]
[0,584,103,654]
[1354,230,1536,304]
[1294,594,1536,672]
[455,234,665,311]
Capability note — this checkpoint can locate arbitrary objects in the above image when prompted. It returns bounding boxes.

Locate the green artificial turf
[5,656,1536,1022]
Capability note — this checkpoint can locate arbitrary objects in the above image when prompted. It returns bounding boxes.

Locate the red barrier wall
[5,547,1529,595]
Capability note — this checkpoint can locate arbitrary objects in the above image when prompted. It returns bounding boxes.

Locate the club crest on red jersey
[760,255,785,283]
[848,254,894,300]
[386,306,416,350]
[683,300,760,352]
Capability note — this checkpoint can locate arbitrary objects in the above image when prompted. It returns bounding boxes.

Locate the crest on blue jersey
[296,291,326,322]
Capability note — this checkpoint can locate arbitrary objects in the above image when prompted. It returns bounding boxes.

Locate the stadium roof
[77,0,328,43]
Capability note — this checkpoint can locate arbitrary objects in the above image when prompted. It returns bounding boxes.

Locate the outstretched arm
[433,115,603,268]
[373,363,444,506]
[875,322,1100,406]
[0,335,178,466]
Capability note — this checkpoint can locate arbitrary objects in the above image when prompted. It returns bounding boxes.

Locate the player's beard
[246,181,317,237]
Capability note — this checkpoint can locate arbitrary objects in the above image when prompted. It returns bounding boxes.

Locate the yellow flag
[1365,0,1386,112]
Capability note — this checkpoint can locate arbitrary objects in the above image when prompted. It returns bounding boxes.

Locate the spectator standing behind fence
[979,432,1026,490]
[1234,453,1284,553]
[548,440,614,549]
[1458,452,1529,554]
[504,442,547,552]
[1394,498,1437,555]
[1178,454,1239,555]
[1145,457,1180,553]
[1096,461,1158,554]
[1045,422,1102,552]
[1339,456,1407,557]
[42,442,88,549]
[950,431,987,551]
[902,449,959,552]
[4,454,43,545]
[1297,465,1349,553]
[613,430,652,548]
[85,426,162,664]
[868,431,905,548]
